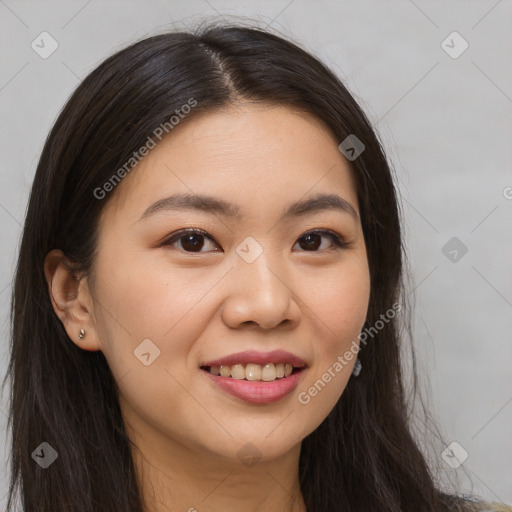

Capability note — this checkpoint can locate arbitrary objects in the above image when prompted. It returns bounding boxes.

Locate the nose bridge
[238,243,289,301]
[223,238,297,329]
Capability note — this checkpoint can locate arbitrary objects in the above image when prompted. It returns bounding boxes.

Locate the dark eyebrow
[137,192,358,223]
[282,193,358,221]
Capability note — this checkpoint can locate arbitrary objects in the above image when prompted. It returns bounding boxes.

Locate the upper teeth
[208,363,294,381]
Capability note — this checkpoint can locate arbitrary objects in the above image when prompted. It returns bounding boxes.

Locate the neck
[130,431,306,512]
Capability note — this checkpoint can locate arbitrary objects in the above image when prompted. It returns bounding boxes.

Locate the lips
[200,349,307,404]
[200,349,306,368]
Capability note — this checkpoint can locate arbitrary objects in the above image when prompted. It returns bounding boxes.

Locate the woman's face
[86,103,370,464]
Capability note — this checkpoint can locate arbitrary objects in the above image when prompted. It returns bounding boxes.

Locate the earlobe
[43,249,101,352]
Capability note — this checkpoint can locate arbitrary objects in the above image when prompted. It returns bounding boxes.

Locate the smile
[201,362,303,382]
[200,350,307,404]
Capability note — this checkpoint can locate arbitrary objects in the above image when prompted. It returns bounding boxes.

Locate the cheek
[305,257,370,347]
[294,255,370,412]
[91,251,221,381]
[316,274,369,329]
[95,245,205,334]
[91,259,210,441]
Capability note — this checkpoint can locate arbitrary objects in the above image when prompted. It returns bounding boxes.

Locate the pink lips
[200,349,307,405]
[201,349,306,368]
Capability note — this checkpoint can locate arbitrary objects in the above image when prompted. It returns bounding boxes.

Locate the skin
[45,103,371,512]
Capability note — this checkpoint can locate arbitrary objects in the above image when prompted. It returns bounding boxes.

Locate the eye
[162,228,349,254]
[162,228,220,253]
[293,229,349,252]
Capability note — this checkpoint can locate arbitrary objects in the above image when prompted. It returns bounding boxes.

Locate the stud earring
[352,358,362,377]
[78,329,85,341]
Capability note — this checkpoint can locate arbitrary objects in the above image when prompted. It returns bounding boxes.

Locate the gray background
[1,0,511,507]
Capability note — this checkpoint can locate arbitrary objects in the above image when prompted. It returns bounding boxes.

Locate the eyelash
[161,228,350,253]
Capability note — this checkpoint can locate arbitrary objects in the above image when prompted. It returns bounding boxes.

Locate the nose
[221,251,301,331]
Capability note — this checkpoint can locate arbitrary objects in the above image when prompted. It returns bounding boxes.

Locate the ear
[44,249,101,352]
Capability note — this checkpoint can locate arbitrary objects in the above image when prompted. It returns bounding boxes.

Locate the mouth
[199,350,308,404]
[200,362,306,382]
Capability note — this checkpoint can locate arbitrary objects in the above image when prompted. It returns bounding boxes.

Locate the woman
[2,22,509,512]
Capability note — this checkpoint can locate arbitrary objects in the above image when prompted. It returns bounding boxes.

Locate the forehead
[102,103,358,225]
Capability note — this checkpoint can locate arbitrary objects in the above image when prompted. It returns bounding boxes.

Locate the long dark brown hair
[2,21,493,512]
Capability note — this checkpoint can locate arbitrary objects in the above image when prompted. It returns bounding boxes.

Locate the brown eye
[162,229,219,253]
[294,230,349,252]
[162,228,349,254]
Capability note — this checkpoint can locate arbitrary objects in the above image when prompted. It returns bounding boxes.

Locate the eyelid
[307,229,350,249]
[161,227,351,252]
[161,228,219,250]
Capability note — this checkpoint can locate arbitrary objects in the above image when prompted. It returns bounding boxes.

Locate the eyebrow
[137,192,358,223]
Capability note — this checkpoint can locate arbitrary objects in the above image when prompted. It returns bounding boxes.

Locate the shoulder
[485,504,512,512]
[461,495,512,512]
